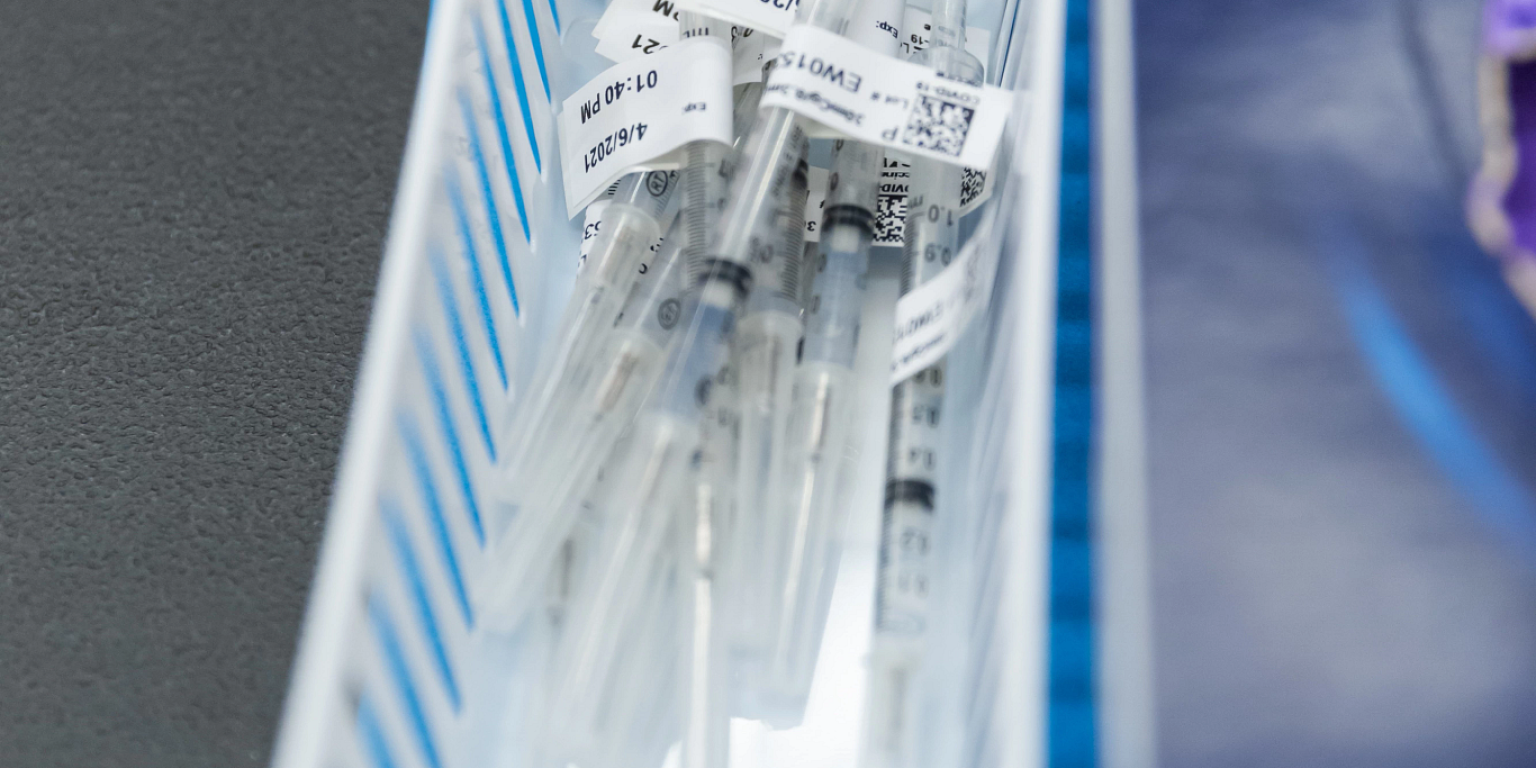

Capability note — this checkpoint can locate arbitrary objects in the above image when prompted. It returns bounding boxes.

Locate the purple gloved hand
[1469,0,1536,313]
[1485,0,1536,56]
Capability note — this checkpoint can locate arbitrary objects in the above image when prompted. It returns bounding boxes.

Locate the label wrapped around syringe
[804,157,990,247]
[888,206,1000,383]
[557,37,733,216]
[579,171,682,271]
[673,0,799,39]
[590,0,684,62]
[760,25,1015,170]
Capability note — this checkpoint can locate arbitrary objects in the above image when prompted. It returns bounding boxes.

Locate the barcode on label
[760,25,1012,169]
[900,94,975,157]
[960,167,985,208]
[875,191,906,245]
[874,156,910,245]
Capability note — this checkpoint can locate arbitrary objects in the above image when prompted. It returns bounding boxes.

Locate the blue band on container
[369,597,445,768]
[445,173,509,388]
[1049,0,1097,764]
[382,501,463,713]
[429,245,498,462]
[459,90,524,317]
[497,0,551,107]
[493,0,546,179]
[520,0,553,100]
[413,328,488,546]
[476,17,542,177]
[356,695,400,768]
[399,414,475,628]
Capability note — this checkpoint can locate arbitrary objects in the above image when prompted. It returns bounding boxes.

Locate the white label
[675,0,798,38]
[889,206,999,383]
[558,38,734,217]
[786,0,906,139]
[593,24,678,63]
[803,166,829,242]
[591,0,683,62]
[897,8,991,67]
[732,26,768,84]
[849,0,905,57]
[761,26,1014,170]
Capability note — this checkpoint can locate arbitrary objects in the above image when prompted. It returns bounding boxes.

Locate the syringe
[862,0,983,764]
[748,138,884,725]
[545,263,749,762]
[726,143,810,650]
[532,13,755,763]
[487,169,675,624]
[485,21,743,630]
[544,8,844,753]
[545,0,864,755]
[543,530,684,768]
[499,169,673,487]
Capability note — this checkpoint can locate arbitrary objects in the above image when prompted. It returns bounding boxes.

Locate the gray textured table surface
[0,2,425,766]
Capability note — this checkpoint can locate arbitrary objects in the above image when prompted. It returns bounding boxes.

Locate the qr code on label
[961,168,985,208]
[875,193,906,245]
[900,95,975,157]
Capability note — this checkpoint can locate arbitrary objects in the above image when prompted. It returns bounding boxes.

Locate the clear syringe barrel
[521,3,737,538]
[864,17,982,767]
[545,411,699,742]
[660,0,861,604]
[678,12,737,278]
[864,361,945,768]
[735,152,808,433]
[547,264,750,746]
[805,139,881,366]
[749,139,881,724]
[681,139,736,284]
[481,217,691,626]
[678,402,737,768]
[496,169,674,515]
[547,546,682,768]
[705,0,860,275]
[732,83,765,144]
[727,154,809,658]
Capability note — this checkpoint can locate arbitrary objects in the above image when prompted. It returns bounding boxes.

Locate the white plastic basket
[268,0,1071,764]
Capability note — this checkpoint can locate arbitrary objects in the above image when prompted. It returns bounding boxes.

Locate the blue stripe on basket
[444,174,509,388]
[369,597,445,768]
[1048,0,1097,764]
[475,16,541,177]
[398,414,475,628]
[382,500,463,712]
[458,89,523,316]
[356,695,400,768]
[413,328,487,546]
[428,245,497,462]
[519,0,552,100]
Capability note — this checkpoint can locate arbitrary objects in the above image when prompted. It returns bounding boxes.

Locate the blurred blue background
[1137,0,1536,765]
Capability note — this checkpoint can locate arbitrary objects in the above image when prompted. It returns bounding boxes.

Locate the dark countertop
[0,3,425,766]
